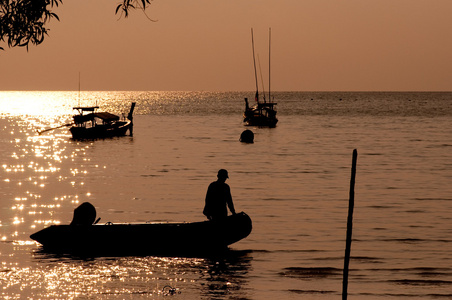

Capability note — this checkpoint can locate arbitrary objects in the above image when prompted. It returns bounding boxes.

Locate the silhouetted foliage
[116,0,152,18]
[0,0,152,50]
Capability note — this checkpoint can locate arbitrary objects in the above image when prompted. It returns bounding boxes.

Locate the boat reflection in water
[30,202,252,257]
[70,102,135,140]
[30,247,253,298]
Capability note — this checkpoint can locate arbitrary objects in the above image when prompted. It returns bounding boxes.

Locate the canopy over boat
[94,112,120,121]
[73,106,99,112]
[73,112,120,125]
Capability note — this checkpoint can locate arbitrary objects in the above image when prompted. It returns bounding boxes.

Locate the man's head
[217,169,229,181]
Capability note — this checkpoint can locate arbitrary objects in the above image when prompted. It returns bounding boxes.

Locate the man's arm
[225,185,236,215]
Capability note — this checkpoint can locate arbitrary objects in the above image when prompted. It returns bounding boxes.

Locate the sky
[1,0,452,91]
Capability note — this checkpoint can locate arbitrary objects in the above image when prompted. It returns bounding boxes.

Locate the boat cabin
[72,106,120,128]
[244,98,278,127]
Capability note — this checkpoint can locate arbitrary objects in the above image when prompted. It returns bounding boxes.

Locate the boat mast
[251,28,259,103]
[268,27,271,103]
[258,54,266,103]
[78,72,81,107]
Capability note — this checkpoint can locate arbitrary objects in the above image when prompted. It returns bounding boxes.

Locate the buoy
[240,130,254,143]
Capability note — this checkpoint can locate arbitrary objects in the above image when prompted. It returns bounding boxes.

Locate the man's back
[204,181,229,218]
[203,169,236,221]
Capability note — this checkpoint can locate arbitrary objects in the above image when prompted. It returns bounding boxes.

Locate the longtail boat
[69,102,135,139]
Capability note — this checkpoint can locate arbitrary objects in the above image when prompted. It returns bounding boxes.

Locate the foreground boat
[30,209,252,257]
[70,102,135,139]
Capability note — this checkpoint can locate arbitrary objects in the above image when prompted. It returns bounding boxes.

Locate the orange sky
[1,0,452,91]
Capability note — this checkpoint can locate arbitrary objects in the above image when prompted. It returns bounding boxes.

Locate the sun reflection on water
[1,91,86,116]
[1,251,233,299]
[1,91,256,299]
[0,104,98,242]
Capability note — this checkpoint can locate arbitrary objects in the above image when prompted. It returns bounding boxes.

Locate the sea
[0,91,451,299]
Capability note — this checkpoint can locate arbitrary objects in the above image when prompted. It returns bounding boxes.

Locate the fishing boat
[243,28,278,127]
[69,102,136,140]
[244,97,278,127]
[30,203,252,256]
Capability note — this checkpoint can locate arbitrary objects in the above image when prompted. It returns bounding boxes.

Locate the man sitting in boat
[203,169,236,221]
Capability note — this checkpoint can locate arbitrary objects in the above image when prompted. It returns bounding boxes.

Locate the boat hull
[70,120,132,140]
[30,212,252,256]
[243,114,278,127]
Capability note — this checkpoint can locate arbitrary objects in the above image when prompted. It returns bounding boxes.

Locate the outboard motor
[70,202,97,225]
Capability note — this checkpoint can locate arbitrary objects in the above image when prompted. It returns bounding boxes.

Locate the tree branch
[0,0,155,51]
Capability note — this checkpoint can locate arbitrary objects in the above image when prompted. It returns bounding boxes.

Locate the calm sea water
[1,91,451,299]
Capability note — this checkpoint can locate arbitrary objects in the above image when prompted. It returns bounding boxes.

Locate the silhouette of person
[203,169,236,221]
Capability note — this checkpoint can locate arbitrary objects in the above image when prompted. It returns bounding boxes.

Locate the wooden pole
[37,122,74,135]
[342,149,357,300]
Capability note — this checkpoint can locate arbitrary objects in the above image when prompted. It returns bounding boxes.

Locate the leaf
[115,4,122,14]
